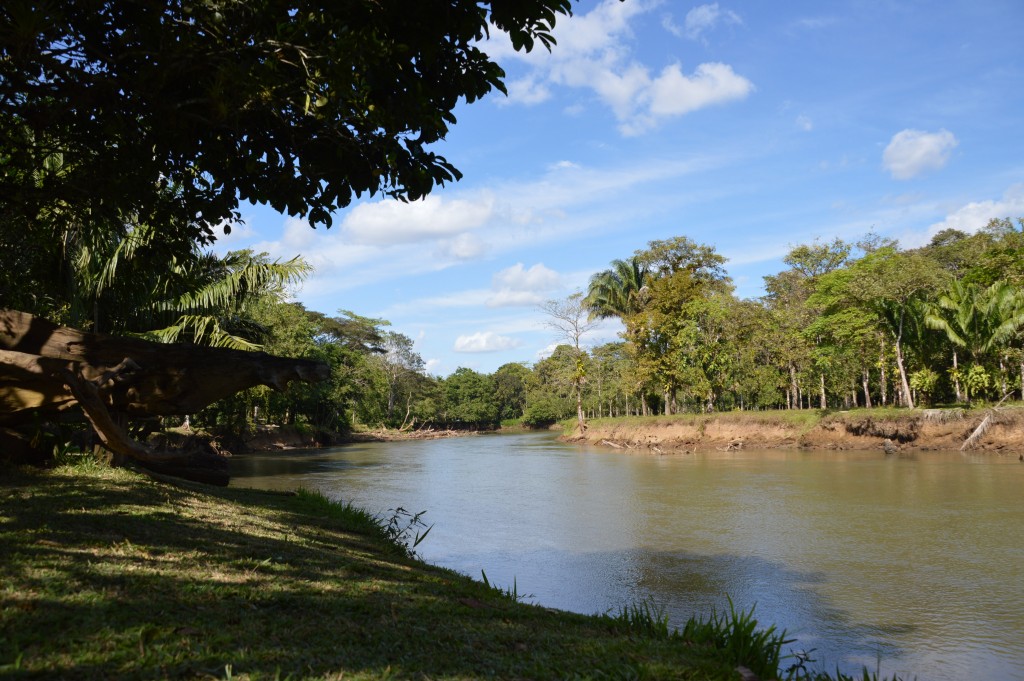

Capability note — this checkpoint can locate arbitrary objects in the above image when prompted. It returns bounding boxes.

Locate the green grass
[1,461,840,680]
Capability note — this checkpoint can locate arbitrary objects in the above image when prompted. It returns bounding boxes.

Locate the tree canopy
[1,0,576,242]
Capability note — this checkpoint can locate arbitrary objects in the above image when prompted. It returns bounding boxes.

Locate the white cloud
[796,115,813,131]
[493,262,561,291]
[535,342,561,359]
[454,331,523,353]
[882,129,958,180]
[683,4,742,42]
[424,358,442,374]
[923,184,1024,240]
[486,0,753,134]
[342,193,495,244]
[648,62,753,117]
[503,76,552,105]
[488,263,563,307]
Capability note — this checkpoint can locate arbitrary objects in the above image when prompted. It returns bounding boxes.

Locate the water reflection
[230,433,1024,681]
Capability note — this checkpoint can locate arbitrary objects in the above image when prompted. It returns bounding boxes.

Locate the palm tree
[925,280,1024,401]
[926,281,1024,360]
[583,257,649,320]
[66,218,310,349]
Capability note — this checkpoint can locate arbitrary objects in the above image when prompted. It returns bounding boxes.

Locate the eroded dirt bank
[239,424,474,452]
[567,409,1024,454]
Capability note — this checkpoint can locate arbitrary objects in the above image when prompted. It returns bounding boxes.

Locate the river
[229,432,1024,681]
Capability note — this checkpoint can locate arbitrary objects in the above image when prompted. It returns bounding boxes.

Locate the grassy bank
[0,461,893,680]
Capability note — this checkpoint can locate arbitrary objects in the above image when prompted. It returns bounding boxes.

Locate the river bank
[235,424,475,452]
[1,462,806,680]
[566,406,1024,455]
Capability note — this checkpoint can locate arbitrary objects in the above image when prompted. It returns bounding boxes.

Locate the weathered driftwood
[0,310,329,484]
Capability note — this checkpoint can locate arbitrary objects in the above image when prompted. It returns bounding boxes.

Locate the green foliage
[681,598,793,680]
[442,368,500,429]
[480,570,531,603]
[584,257,649,320]
[522,396,567,428]
[380,507,434,559]
[1,0,576,241]
[962,364,991,402]
[909,367,940,405]
[493,362,532,421]
[610,599,671,639]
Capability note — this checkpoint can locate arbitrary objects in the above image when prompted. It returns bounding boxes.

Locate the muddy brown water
[230,432,1024,681]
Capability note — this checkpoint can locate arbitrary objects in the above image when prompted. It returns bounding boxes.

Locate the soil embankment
[568,408,1024,455]
[240,424,473,452]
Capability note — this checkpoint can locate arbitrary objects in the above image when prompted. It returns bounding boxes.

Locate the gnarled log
[0,310,329,485]
[0,310,329,421]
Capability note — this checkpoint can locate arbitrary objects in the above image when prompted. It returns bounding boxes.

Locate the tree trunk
[862,367,872,409]
[1000,355,1008,397]
[789,362,799,410]
[819,373,827,410]
[894,310,914,409]
[576,382,585,432]
[879,337,888,406]
[953,350,963,403]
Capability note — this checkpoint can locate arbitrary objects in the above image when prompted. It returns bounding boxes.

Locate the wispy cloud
[454,331,523,353]
[681,3,742,42]
[232,153,737,308]
[882,129,958,180]
[791,16,838,31]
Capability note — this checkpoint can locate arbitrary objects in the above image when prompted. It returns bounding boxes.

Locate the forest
[16,219,1017,446]
[195,218,1024,437]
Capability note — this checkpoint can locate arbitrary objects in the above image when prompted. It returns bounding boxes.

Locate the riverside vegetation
[1,459,906,681]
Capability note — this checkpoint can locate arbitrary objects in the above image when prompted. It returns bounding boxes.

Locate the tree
[925,280,1024,402]
[443,368,498,429]
[0,0,577,476]
[376,332,426,427]
[828,249,946,409]
[540,293,597,432]
[528,344,584,425]
[1,1,576,242]
[493,362,531,421]
[583,258,649,320]
[635,236,728,283]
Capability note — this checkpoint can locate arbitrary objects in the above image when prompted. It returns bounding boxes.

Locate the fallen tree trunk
[0,310,329,420]
[0,310,329,484]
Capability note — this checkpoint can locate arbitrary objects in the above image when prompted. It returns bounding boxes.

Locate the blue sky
[216,0,1024,376]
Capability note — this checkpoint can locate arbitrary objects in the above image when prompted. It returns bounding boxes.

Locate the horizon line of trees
[6,201,1022,439]
[192,216,1024,438]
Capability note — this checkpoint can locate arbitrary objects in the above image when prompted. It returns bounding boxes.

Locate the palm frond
[143,315,263,351]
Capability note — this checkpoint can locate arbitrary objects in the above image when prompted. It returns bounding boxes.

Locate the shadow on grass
[2,467,749,680]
